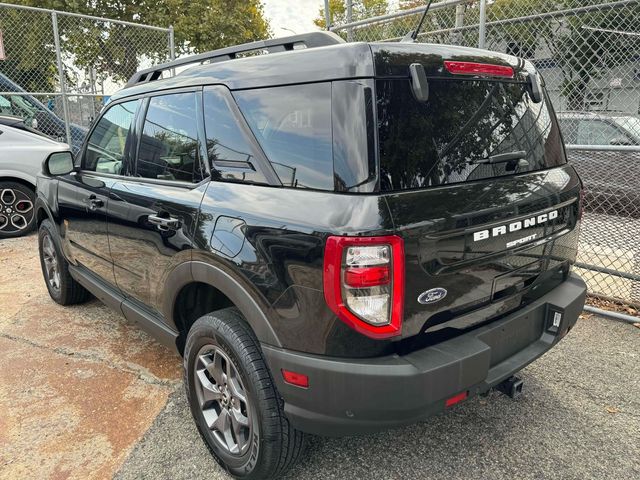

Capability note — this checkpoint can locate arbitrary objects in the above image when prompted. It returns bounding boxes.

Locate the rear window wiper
[474,150,527,165]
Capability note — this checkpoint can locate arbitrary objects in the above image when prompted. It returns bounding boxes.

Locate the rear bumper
[263,273,587,436]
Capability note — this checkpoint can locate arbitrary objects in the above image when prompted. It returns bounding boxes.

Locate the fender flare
[34,197,56,227]
[162,261,282,348]
[0,170,37,187]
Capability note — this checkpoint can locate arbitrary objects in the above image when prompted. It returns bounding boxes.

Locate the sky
[262,0,325,37]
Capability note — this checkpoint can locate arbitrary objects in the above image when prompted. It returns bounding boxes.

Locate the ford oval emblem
[417,288,448,305]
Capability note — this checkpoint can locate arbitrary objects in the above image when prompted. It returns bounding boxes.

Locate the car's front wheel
[0,181,36,239]
[38,219,90,305]
[184,308,306,479]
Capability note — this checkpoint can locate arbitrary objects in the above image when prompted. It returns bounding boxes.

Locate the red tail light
[323,235,404,339]
[444,60,514,79]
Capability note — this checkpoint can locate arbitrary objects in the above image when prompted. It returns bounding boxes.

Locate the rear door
[372,45,582,340]
[57,99,140,285]
[107,90,207,313]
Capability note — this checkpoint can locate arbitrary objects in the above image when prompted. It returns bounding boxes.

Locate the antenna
[401,0,434,43]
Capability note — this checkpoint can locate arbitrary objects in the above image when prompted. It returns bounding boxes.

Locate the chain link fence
[0,2,174,151]
[330,0,640,308]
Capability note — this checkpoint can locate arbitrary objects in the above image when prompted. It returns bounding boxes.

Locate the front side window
[233,83,333,190]
[136,92,204,183]
[84,100,139,173]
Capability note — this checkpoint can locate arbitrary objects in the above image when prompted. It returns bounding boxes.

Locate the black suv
[35,32,587,479]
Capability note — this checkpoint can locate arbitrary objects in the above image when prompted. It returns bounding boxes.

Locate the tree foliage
[313,0,388,30]
[0,0,271,90]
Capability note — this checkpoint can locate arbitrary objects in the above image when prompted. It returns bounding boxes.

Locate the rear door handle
[85,194,104,211]
[148,213,181,231]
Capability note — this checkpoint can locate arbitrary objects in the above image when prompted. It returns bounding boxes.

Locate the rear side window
[376,79,566,191]
[233,83,333,190]
[136,92,205,183]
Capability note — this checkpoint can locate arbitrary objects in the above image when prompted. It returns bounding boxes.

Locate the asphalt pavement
[115,315,640,480]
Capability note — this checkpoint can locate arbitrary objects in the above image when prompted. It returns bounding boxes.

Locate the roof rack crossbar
[126,31,345,87]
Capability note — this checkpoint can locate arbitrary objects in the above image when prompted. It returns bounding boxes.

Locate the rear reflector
[445,391,468,407]
[282,369,309,388]
[444,60,514,79]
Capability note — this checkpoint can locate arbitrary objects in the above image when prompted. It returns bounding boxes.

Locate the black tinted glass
[332,81,376,192]
[137,93,204,183]
[84,100,138,173]
[234,83,333,190]
[203,88,268,185]
[377,79,566,191]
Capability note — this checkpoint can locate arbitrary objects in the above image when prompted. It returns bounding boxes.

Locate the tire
[38,219,90,305]
[184,308,306,479]
[0,181,37,239]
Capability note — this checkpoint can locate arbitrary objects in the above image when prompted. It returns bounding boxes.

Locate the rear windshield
[376,78,566,191]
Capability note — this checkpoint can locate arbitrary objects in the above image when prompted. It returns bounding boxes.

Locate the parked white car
[0,116,69,238]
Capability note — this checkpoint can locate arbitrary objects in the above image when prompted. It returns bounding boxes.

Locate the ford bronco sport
[35,31,587,479]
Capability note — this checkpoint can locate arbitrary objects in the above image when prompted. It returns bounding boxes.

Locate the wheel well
[0,176,35,191]
[36,207,49,226]
[173,281,235,354]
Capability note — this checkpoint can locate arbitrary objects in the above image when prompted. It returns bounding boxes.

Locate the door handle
[148,213,181,231]
[85,194,104,211]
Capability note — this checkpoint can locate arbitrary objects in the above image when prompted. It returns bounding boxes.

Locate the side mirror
[610,137,634,146]
[44,151,75,176]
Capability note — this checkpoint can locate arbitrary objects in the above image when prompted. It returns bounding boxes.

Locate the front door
[57,99,140,285]
[107,91,207,313]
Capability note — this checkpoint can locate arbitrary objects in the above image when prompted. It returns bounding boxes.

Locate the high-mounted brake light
[444,60,514,79]
[323,236,405,339]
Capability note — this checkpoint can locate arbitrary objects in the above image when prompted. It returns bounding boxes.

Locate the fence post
[324,0,331,30]
[478,0,487,49]
[168,25,175,60]
[452,3,465,44]
[346,0,354,41]
[51,11,72,146]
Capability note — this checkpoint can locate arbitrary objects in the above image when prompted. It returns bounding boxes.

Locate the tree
[0,0,271,90]
[313,0,388,30]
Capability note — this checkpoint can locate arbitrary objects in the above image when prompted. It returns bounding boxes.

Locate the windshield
[376,78,566,191]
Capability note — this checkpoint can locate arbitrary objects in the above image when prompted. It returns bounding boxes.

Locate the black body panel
[263,273,586,436]
[107,180,205,312]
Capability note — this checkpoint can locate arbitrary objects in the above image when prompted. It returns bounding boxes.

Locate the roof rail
[126,31,345,87]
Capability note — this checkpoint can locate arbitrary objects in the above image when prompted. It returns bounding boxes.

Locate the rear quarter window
[233,83,333,190]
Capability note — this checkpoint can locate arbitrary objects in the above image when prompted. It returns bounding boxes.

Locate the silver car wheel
[194,345,252,456]
[0,188,34,232]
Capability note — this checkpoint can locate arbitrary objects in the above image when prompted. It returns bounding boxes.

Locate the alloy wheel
[0,188,34,233]
[42,233,61,293]
[194,345,252,456]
